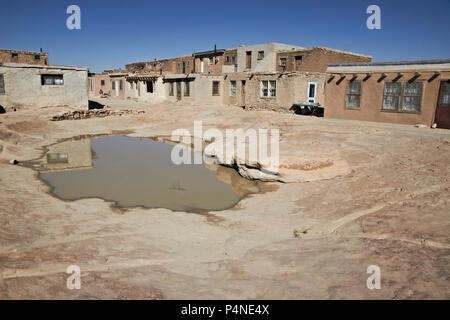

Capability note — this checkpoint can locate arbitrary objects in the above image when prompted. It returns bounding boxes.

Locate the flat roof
[328,58,450,68]
[0,62,88,71]
[0,48,48,55]
[278,46,372,58]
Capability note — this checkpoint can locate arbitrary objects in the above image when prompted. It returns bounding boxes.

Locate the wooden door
[246,51,252,69]
[435,81,450,129]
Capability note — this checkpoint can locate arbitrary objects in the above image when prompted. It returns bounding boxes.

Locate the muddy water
[35,135,259,212]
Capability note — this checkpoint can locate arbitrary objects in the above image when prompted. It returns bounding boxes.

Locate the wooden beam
[428,72,440,83]
[327,75,336,83]
[336,74,346,85]
[363,73,372,82]
[393,73,404,82]
[377,73,387,83]
[409,72,420,83]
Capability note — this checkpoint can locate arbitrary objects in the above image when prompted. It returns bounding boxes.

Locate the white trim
[307,82,317,103]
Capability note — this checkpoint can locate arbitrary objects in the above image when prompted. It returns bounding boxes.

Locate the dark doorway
[435,81,450,129]
[241,80,246,107]
[176,81,182,100]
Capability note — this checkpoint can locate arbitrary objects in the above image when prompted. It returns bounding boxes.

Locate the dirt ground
[0,101,449,299]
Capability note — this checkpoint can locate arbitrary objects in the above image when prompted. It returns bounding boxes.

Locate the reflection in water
[36,135,259,211]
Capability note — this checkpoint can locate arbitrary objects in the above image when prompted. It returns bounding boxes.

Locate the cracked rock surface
[0,101,449,299]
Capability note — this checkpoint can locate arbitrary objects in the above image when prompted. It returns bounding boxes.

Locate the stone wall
[0,49,49,66]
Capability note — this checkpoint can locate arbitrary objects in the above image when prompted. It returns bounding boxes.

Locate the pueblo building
[325,59,450,129]
[0,49,88,111]
[90,43,371,111]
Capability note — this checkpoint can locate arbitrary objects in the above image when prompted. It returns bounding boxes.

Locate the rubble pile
[50,108,145,121]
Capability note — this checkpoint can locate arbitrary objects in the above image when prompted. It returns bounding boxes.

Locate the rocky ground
[0,100,449,299]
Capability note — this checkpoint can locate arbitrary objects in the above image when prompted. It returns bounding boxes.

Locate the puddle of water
[34,135,259,212]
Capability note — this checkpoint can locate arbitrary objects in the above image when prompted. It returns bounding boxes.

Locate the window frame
[260,80,276,98]
[184,80,190,97]
[168,82,174,96]
[439,82,450,107]
[280,58,287,67]
[382,81,423,114]
[41,74,64,86]
[346,81,362,109]
[229,80,236,97]
[258,51,265,60]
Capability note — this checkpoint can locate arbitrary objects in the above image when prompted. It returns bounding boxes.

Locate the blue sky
[0,0,449,73]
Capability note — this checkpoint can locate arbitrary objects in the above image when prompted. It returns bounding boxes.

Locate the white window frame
[229,80,236,96]
[307,82,317,103]
[260,80,276,98]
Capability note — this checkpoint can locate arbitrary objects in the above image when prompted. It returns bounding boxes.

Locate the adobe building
[88,73,111,98]
[106,42,372,110]
[0,63,88,111]
[325,59,450,129]
[0,49,49,66]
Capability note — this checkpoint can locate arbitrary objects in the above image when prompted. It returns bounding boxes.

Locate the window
[119,80,123,91]
[169,82,174,96]
[184,80,190,96]
[41,74,63,85]
[147,81,153,93]
[308,82,316,103]
[226,56,230,63]
[295,55,303,61]
[11,53,18,60]
[0,74,4,94]
[177,62,181,70]
[382,82,401,111]
[280,58,287,66]
[230,80,236,96]
[383,82,423,112]
[47,153,68,164]
[34,55,40,61]
[212,81,220,96]
[346,81,362,108]
[402,82,423,112]
[111,80,115,90]
[260,80,276,98]
[439,82,450,106]
[258,51,264,60]
[101,80,105,86]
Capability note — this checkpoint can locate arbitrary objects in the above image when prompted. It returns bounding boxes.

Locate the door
[182,61,186,74]
[115,81,119,96]
[307,82,317,103]
[176,81,182,100]
[435,81,450,129]
[241,80,246,106]
[246,51,252,69]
